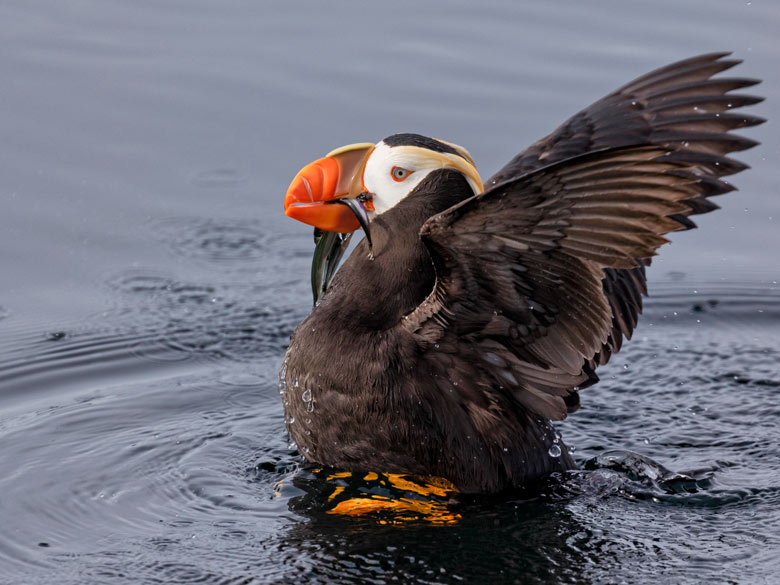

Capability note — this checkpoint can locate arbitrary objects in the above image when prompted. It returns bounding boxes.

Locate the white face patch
[362,141,437,216]
[361,140,483,218]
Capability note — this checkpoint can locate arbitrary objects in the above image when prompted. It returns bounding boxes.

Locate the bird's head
[284,133,482,303]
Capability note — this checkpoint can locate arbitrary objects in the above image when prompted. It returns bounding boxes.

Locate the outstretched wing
[404,142,758,421]
[483,52,764,380]
[485,52,762,187]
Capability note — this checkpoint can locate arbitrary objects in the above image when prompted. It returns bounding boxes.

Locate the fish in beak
[284,143,375,305]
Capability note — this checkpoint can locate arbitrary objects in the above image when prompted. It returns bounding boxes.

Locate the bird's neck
[317,169,474,332]
[321,216,434,331]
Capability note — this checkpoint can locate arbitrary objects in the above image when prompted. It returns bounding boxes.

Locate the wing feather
[477,52,762,386]
[405,140,759,420]
[397,54,761,423]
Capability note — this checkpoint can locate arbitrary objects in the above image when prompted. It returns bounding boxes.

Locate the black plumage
[281,53,764,493]
[383,133,466,158]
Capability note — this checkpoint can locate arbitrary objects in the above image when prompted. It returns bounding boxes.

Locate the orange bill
[284,143,374,232]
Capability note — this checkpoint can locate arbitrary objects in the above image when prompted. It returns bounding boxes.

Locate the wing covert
[476,52,763,384]
[403,142,757,420]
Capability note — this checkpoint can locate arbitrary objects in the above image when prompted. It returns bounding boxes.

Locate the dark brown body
[280,53,763,494]
[282,171,574,493]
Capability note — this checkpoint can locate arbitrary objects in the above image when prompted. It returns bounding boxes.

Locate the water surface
[1,1,779,583]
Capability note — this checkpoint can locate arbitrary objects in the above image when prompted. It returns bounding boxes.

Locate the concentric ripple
[152,217,269,263]
[1,282,779,584]
[106,271,304,364]
[0,363,294,584]
[148,217,313,273]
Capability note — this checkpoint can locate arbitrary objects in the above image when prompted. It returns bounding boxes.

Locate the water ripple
[148,216,312,271]
[1,283,778,584]
[107,270,303,364]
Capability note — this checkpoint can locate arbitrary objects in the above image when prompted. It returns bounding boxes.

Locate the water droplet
[548,444,562,458]
[306,401,315,413]
[288,416,295,424]
[301,388,312,402]
[434,343,439,349]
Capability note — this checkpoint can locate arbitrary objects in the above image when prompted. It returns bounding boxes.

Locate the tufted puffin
[280,52,764,494]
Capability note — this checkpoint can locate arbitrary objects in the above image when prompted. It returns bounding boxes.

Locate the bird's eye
[391,166,412,182]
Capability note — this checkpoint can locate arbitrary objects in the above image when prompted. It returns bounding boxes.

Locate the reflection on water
[1,0,779,583]
[280,488,590,585]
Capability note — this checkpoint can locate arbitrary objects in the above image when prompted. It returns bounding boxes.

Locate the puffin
[279,52,764,494]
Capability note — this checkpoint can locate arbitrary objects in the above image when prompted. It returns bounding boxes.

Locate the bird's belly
[280,354,576,493]
[280,358,422,473]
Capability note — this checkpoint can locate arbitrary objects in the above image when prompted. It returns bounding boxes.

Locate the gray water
[1,1,779,583]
